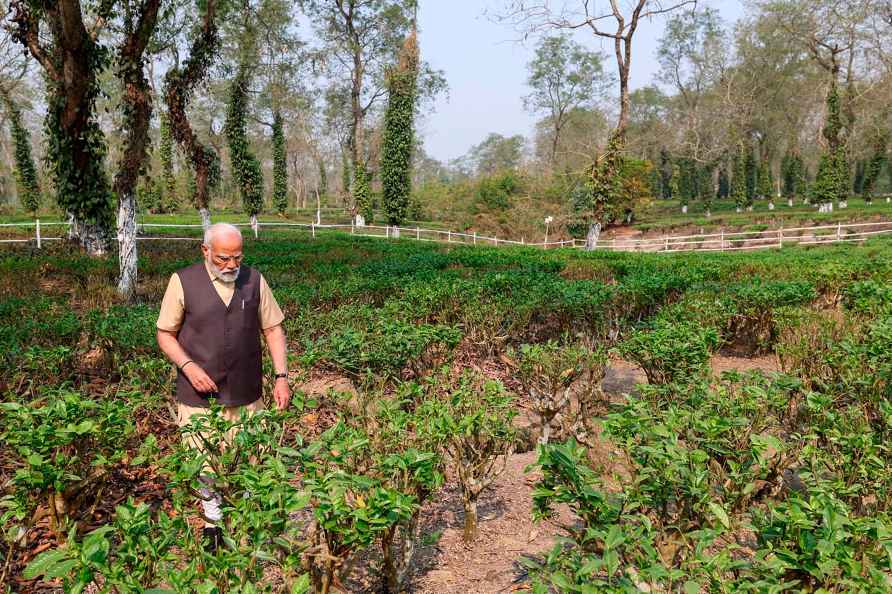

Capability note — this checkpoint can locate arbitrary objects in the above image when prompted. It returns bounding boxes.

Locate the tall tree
[115,0,163,299]
[523,34,609,169]
[159,110,176,208]
[9,0,115,254]
[501,0,696,249]
[300,0,415,218]
[164,0,222,230]
[381,27,419,232]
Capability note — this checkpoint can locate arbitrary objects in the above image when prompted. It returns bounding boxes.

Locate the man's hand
[273,377,291,410]
[182,363,219,394]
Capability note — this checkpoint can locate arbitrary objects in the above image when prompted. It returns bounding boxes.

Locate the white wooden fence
[2,219,892,254]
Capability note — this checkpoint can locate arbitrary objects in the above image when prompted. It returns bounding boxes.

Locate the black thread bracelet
[179,360,194,372]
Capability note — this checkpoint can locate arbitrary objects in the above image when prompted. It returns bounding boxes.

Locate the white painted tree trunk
[681,204,688,214]
[887,196,890,204]
[705,210,711,218]
[116,192,138,299]
[839,200,847,209]
[584,221,601,251]
[68,213,109,256]
[250,214,258,238]
[355,213,366,227]
[768,202,775,211]
[736,207,742,213]
[391,226,400,238]
[746,205,753,212]
[199,208,211,231]
[788,198,794,207]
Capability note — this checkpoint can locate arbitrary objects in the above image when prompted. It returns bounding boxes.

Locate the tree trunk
[382,513,420,594]
[68,215,109,256]
[113,0,161,300]
[355,213,366,227]
[681,204,688,214]
[584,221,601,251]
[116,192,138,299]
[164,0,219,219]
[391,226,400,238]
[200,207,211,231]
[462,496,478,543]
[788,198,794,207]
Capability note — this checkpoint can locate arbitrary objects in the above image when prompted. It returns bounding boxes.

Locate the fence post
[447,230,451,243]
[778,225,783,248]
[720,229,725,252]
[473,231,477,245]
[416,227,420,240]
[664,236,669,251]
[351,220,355,234]
[35,219,41,249]
[311,223,316,239]
[836,222,842,242]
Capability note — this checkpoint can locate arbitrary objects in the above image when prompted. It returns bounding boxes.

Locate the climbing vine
[381,31,419,226]
[271,109,288,215]
[159,110,176,207]
[2,94,40,213]
[353,161,372,222]
[862,129,888,200]
[163,0,221,224]
[730,142,747,210]
[812,82,850,205]
[226,65,264,218]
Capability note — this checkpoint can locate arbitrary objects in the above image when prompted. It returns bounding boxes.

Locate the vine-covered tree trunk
[0,91,40,213]
[10,0,114,256]
[271,110,288,215]
[226,63,264,221]
[114,0,161,300]
[164,0,220,226]
[381,30,419,228]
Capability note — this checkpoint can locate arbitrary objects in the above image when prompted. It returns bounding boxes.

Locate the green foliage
[757,157,774,200]
[381,32,419,226]
[812,82,850,204]
[619,320,720,385]
[781,150,807,198]
[3,95,40,213]
[44,40,114,243]
[417,371,517,542]
[353,161,372,222]
[272,109,288,215]
[159,110,176,208]
[511,340,607,444]
[475,170,522,210]
[225,66,264,217]
[744,143,757,206]
[1,391,134,531]
[731,142,748,209]
[862,129,888,198]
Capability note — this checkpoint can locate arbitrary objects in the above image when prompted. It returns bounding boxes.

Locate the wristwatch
[274,372,288,381]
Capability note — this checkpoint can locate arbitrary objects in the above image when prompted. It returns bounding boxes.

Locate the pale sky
[417,0,746,163]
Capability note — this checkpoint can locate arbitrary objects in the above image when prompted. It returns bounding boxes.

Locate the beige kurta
[156,261,285,333]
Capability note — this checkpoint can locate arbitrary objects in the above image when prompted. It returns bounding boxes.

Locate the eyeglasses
[212,253,243,265]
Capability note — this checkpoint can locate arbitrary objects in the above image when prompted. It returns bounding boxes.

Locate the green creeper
[225,66,264,219]
[2,94,40,213]
[381,31,420,227]
[271,110,288,215]
[353,161,372,222]
[159,111,176,208]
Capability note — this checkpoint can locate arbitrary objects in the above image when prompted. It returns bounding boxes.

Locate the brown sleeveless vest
[175,262,263,407]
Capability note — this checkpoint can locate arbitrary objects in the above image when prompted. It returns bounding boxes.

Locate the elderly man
[156,222,290,552]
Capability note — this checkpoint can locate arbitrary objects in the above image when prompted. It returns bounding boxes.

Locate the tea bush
[618,320,720,385]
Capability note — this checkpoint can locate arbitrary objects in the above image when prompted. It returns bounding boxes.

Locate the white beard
[208,260,240,283]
